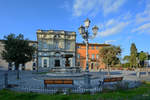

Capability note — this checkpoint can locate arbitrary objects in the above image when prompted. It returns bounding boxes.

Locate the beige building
[37,29,76,72]
[0,40,37,70]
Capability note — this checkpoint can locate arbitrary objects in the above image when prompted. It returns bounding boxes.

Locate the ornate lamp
[92,25,99,36]
[84,18,91,28]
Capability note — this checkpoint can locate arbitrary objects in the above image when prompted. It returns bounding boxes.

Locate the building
[0,30,110,72]
[0,40,37,70]
[76,43,110,71]
[36,30,76,72]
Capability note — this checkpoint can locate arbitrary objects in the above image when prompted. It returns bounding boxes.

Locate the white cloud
[132,1,150,34]
[104,40,116,44]
[98,19,128,37]
[132,23,150,33]
[135,3,150,24]
[73,0,98,16]
[105,19,116,27]
[101,0,126,15]
[72,0,126,16]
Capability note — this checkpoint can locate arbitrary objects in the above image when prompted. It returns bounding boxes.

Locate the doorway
[55,60,60,67]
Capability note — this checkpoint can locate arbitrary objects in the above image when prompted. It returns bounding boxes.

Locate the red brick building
[76,43,110,71]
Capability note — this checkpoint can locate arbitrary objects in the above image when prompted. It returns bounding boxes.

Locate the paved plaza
[0,70,149,89]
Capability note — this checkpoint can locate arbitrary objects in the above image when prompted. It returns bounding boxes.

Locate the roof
[76,43,110,46]
[0,39,37,43]
[36,29,76,35]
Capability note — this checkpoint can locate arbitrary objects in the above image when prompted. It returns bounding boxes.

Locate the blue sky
[0,0,150,57]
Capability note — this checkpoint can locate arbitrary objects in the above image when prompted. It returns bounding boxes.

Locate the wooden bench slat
[44,79,74,88]
[103,77,123,83]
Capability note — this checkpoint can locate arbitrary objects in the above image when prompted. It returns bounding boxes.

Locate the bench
[104,77,123,82]
[99,77,123,86]
[44,79,73,88]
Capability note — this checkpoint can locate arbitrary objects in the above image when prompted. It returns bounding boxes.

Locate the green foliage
[99,45,121,67]
[122,63,130,68]
[1,33,36,66]
[99,45,121,75]
[123,55,130,62]
[130,43,138,68]
[138,51,148,67]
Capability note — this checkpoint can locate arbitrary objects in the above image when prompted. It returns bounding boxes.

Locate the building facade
[0,30,110,72]
[37,30,76,71]
[76,43,110,71]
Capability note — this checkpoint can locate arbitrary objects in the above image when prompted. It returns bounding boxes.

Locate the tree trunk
[107,65,110,77]
[17,68,19,79]
[146,66,149,76]
[15,63,20,79]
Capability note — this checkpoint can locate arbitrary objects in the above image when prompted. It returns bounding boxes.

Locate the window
[77,54,80,59]
[55,41,59,49]
[33,68,36,70]
[96,63,99,66]
[96,46,99,49]
[96,55,99,59]
[77,46,80,48]
[43,42,47,49]
[33,63,36,67]
[44,59,47,67]
[91,45,94,49]
[77,62,80,66]
[67,42,70,49]
[92,54,95,59]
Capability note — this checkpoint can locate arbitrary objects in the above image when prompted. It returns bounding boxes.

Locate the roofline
[36,29,76,33]
[76,43,111,46]
[0,39,37,43]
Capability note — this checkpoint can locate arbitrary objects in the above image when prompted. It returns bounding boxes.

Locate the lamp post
[78,18,99,88]
[78,18,99,72]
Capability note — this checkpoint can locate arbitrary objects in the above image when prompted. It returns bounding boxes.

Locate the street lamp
[78,18,99,72]
[78,18,99,88]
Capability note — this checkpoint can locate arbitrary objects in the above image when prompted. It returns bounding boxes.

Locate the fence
[9,86,102,94]
[0,71,103,94]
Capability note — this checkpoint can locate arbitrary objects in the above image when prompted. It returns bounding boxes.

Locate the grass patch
[0,83,150,100]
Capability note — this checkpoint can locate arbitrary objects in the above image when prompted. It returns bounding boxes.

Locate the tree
[1,34,36,79]
[138,51,148,67]
[122,55,130,68]
[99,45,121,76]
[130,43,138,68]
[123,55,130,62]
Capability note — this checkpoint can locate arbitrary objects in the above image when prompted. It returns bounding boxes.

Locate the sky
[0,0,150,57]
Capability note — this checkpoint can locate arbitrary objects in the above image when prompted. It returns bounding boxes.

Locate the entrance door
[55,60,60,67]
[91,63,94,70]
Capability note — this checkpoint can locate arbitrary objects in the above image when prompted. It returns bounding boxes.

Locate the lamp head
[78,25,85,35]
[84,18,91,28]
[92,25,99,36]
